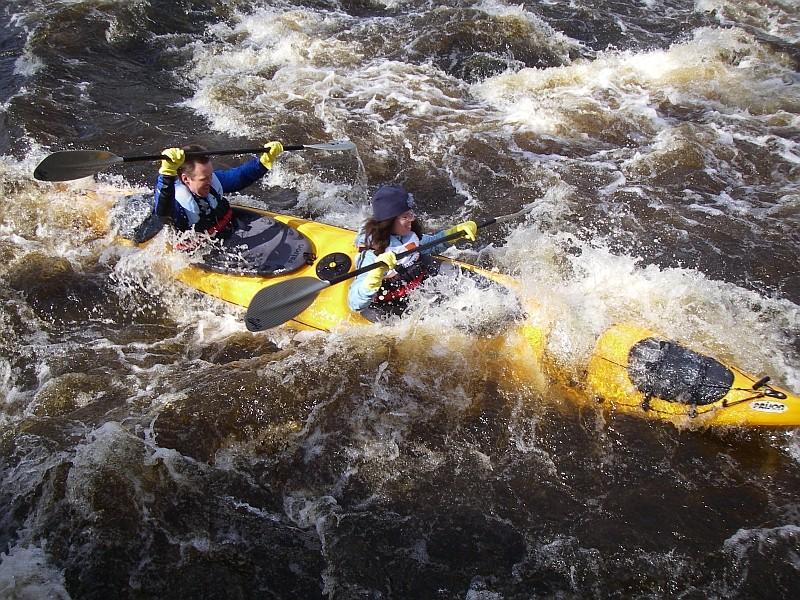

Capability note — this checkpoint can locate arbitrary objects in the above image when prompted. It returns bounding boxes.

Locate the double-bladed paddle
[33,140,356,182]
[245,204,536,331]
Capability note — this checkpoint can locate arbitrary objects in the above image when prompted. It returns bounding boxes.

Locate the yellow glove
[444,220,477,243]
[159,147,185,177]
[259,141,284,169]
[363,250,397,293]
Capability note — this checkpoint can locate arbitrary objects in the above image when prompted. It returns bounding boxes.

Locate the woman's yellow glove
[444,220,477,242]
[260,141,284,169]
[159,148,185,177]
[363,250,397,293]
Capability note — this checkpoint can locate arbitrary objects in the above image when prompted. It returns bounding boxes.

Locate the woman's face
[391,210,415,236]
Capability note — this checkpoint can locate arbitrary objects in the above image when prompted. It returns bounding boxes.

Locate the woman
[347,184,477,318]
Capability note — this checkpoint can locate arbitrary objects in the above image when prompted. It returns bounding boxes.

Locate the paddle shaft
[122,146,306,162]
[33,140,356,181]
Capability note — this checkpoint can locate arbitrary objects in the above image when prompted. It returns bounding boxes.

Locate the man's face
[180,161,214,197]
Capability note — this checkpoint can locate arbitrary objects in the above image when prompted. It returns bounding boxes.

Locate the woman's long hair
[363,217,424,253]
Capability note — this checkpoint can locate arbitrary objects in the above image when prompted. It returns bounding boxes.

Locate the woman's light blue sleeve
[419,231,447,255]
[348,250,380,311]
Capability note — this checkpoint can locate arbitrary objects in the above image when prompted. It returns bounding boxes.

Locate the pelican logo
[750,400,788,413]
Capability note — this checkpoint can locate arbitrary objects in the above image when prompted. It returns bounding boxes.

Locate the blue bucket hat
[372,185,414,221]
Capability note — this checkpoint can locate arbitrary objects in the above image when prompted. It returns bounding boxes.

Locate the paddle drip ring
[316,253,352,281]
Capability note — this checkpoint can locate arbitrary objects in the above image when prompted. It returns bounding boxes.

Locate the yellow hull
[134,205,800,428]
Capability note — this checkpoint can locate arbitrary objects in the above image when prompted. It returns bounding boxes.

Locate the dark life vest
[367,257,431,318]
[195,186,233,235]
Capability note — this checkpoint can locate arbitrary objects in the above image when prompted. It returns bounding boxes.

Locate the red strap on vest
[376,271,426,302]
[206,207,233,236]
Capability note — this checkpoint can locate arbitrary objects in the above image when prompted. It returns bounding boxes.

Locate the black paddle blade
[33,150,124,181]
[245,276,331,331]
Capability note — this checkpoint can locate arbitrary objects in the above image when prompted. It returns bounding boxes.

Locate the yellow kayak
[119,203,800,428]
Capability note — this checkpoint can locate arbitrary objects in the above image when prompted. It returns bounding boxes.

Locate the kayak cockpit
[201,209,314,276]
[112,198,314,277]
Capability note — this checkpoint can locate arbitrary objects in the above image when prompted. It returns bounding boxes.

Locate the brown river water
[0,0,799,598]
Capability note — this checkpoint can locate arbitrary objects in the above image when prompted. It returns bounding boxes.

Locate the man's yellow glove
[363,250,397,293]
[159,148,185,177]
[158,148,186,177]
[260,141,284,169]
[444,220,477,243]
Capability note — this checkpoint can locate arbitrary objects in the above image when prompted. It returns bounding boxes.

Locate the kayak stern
[584,323,800,428]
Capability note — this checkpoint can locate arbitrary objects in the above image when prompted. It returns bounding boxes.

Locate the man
[153,141,284,236]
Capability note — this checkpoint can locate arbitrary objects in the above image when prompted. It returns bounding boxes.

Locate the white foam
[0,545,71,600]
[485,220,800,387]
[183,6,360,136]
[724,523,800,561]
[13,49,43,77]
[473,26,797,137]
